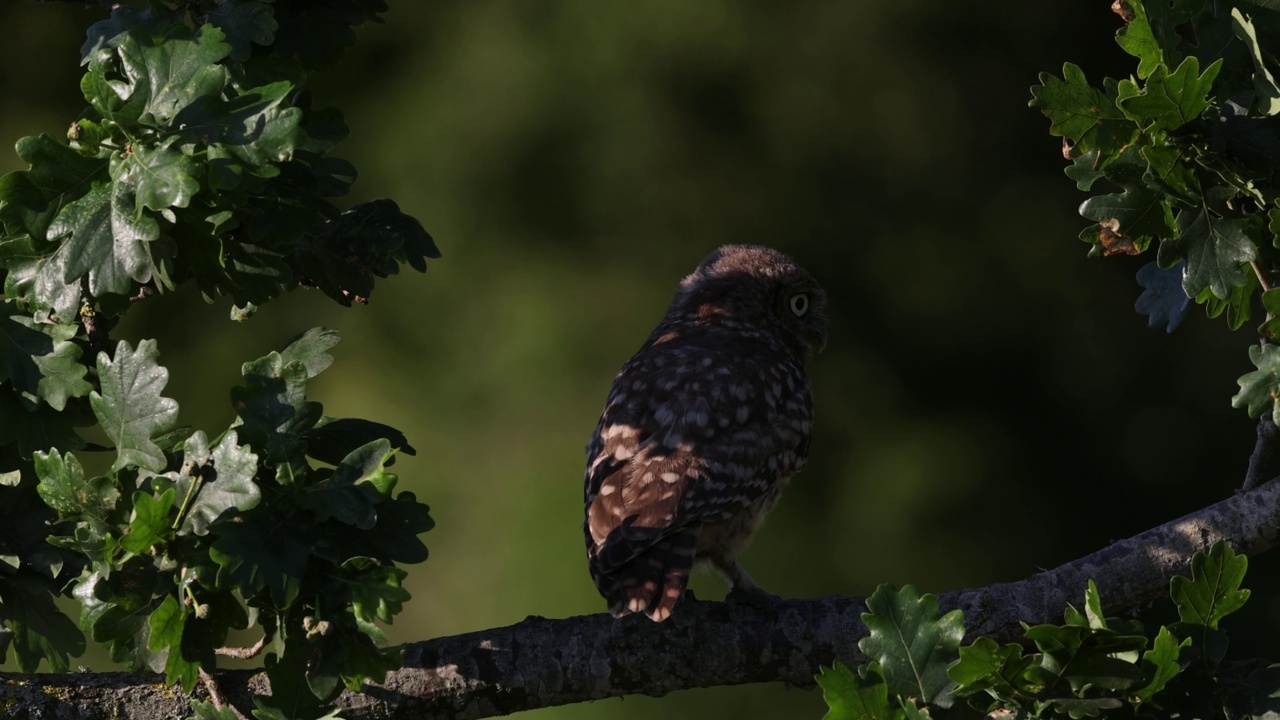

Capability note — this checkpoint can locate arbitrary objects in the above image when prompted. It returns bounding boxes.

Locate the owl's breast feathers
[583,325,812,619]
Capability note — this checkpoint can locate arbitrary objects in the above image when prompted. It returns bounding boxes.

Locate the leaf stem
[173,462,203,531]
[1250,260,1272,293]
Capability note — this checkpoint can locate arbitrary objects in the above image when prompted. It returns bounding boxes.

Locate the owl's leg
[709,556,781,608]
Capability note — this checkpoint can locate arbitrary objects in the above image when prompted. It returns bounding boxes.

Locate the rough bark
[4,477,1280,719]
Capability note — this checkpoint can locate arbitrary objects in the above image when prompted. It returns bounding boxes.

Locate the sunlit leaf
[91,339,179,473]
[859,584,963,707]
[817,661,902,720]
[1030,64,1134,154]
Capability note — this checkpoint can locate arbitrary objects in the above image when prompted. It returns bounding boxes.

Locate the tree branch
[5,476,1280,719]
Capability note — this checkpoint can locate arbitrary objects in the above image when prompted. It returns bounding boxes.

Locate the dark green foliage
[1030,0,1280,420]
[819,543,1278,719]
[0,2,435,717]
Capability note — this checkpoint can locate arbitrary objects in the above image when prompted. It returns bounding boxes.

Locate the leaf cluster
[818,543,1278,719]
[38,329,429,716]
[1,1,436,324]
[0,3,438,718]
[1030,1,1280,421]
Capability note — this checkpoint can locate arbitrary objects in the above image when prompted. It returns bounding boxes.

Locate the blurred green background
[2,1,1276,718]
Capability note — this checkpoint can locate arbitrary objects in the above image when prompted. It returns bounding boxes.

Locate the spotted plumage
[584,244,827,621]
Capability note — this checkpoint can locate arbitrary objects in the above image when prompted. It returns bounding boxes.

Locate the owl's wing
[584,430,703,621]
[584,397,804,620]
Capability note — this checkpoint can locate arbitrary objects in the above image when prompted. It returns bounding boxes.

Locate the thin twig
[215,635,269,660]
[199,666,250,720]
[1251,260,1273,292]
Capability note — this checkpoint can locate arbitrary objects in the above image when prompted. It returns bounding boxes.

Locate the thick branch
[5,477,1280,719]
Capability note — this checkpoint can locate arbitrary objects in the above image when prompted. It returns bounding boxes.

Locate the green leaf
[146,593,198,689]
[1196,265,1258,331]
[188,700,244,720]
[0,392,87,457]
[1171,541,1249,630]
[1041,696,1124,717]
[280,326,341,379]
[1132,626,1188,702]
[232,340,324,470]
[0,481,69,581]
[173,212,291,307]
[1233,343,1280,423]
[35,448,118,533]
[1065,149,1107,191]
[106,24,231,126]
[1030,64,1134,154]
[1158,206,1258,299]
[173,81,302,174]
[169,431,260,536]
[1023,622,1148,694]
[0,134,107,242]
[305,418,416,465]
[0,303,92,410]
[817,662,902,720]
[344,558,409,624]
[1230,7,1280,116]
[296,199,440,305]
[272,0,387,70]
[0,235,83,321]
[207,0,278,62]
[300,439,394,528]
[257,634,344,716]
[1221,660,1280,719]
[91,339,179,473]
[73,563,164,671]
[1082,580,1106,630]
[948,637,1037,702]
[1259,288,1280,341]
[318,491,433,565]
[146,593,184,654]
[858,584,964,706]
[177,586,249,670]
[0,572,85,672]
[1115,0,1163,79]
[80,5,146,63]
[1118,56,1223,132]
[1079,182,1175,249]
[120,487,176,554]
[112,139,201,212]
[1125,0,1205,73]
[210,503,315,607]
[306,610,403,696]
[48,183,160,299]
[1141,143,1200,204]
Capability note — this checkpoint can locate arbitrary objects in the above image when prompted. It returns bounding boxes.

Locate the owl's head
[675,244,828,361]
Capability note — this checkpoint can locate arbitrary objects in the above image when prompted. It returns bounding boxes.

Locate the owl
[583,244,827,622]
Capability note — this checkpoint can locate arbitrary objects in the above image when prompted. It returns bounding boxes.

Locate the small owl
[584,244,827,621]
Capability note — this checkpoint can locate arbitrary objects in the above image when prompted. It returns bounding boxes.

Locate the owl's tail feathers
[594,528,698,622]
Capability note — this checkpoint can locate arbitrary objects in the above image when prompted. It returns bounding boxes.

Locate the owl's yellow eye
[789,293,809,317]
